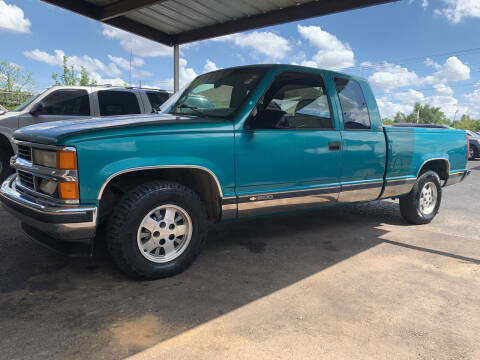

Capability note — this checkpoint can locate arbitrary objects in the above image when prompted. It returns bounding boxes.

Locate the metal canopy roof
[42,0,395,46]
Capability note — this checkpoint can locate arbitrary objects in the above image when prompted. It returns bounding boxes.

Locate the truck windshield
[14,92,43,112]
[169,67,266,119]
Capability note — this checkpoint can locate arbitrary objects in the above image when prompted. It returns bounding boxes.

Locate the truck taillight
[466,133,470,159]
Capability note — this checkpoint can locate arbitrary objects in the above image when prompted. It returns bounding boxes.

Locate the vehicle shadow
[0,200,412,359]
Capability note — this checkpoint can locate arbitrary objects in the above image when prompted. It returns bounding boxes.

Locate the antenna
[129,48,132,86]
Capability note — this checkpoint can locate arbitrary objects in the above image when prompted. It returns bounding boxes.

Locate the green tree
[382,118,394,125]
[51,56,95,86]
[455,115,480,131]
[393,112,407,123]
[0,60,34,93]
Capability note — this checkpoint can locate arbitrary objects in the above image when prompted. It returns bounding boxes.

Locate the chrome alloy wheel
[137,204,192,263]
[418,181,437,215]
[469,147,474,159]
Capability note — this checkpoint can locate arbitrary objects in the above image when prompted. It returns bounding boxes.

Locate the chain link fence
[0,91,33,110]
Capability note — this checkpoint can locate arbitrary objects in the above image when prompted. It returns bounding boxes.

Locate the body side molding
[97,165,224,200]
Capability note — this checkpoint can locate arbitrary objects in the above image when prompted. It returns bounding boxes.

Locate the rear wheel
[106,181,208,280]
[469,145,478,159]
[399,170,442,225]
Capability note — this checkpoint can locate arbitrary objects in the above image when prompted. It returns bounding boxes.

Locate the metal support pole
[173,45,179,92]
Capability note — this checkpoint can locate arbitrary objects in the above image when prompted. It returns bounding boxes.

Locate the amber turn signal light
[56,150,77,170]
[58,182,79,200]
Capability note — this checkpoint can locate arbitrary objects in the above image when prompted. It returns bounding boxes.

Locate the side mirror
[29,102,43,116]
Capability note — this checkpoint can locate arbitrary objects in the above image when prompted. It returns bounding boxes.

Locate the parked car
[0,64,470,279]
[0,85,171,182]
[466,130,480,159]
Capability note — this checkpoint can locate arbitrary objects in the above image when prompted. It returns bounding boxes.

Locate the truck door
[19,89,92,127]
[333,77,386,202]
[235,70,342,217]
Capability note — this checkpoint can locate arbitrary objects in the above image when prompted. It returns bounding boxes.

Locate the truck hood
[13,113,228,145]
[0,111,20,121]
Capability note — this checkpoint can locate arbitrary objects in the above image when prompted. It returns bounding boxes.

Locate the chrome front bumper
[0,175,97,246]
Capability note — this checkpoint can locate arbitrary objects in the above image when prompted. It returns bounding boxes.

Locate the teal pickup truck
[0,65,470,279]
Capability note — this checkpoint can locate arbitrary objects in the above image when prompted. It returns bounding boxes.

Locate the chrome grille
[17,170,35,190]
[17,144,32,161]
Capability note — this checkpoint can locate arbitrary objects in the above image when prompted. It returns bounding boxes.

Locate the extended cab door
[19,88,93,127]
[235,70,342,217]
[332,77,386,202]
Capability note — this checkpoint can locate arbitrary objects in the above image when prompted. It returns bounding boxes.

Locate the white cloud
[392,89,426,103]
[213,31,291,61]
[0,1,31,33]
[368,62,420,89]
[102,25,172,57]
[376,97,414,119]
[107,55,144,70]
[368,56,470,90]
[297,25,355,71]
[89,72,126,87]
[203,59,219,73]
[425,56,470,82]
[155,58,197,90]
[24,49,123,78]
[434,0,480,24]
[463,82,480,118]
[422,0,429,9]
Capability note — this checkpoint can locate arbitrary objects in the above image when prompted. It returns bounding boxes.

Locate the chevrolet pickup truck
[0,65,470,279]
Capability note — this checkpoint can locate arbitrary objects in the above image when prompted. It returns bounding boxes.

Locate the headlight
[32,149,56,168]
[32,149,77,170]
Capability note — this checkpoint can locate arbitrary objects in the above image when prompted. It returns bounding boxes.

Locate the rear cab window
[98,90,141,116]
[334,77,371,130]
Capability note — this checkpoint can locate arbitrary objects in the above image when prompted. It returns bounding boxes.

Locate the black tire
[106,181,208,280]
[399,170,442,225]
[0,150,13,184]
[469,145,478,160]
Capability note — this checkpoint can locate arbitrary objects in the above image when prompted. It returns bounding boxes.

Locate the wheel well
[418,159,449,181]
[0,134,14,156]
[99,168,222,223]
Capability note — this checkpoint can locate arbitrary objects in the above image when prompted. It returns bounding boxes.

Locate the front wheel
[106,181,208,280]
[0,151,13,184]
[399,170,442,225]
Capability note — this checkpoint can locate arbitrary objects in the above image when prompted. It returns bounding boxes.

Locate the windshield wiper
[171,104,205,117]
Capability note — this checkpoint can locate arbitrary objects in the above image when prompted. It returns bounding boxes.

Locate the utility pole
[453,109,459,128]
[416,109,420,124]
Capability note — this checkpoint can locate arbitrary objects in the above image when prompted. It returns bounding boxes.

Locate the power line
[345,46,480,72]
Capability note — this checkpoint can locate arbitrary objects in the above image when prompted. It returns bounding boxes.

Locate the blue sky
[1,0,480,119]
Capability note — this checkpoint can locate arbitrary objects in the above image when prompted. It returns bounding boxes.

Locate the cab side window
[251,72,332,130]
[334,77,371,130]
[40,90,90,116]
[98,90,141,116]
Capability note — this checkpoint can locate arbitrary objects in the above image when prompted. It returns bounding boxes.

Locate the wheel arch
[98,166,224,223]
[416,158,450,181]
[0,132,14,155]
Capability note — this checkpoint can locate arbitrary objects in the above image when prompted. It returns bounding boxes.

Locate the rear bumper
[444,169,471,187]
[0,175,97,247]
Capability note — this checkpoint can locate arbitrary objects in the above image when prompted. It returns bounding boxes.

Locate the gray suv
[0,85,170,181]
